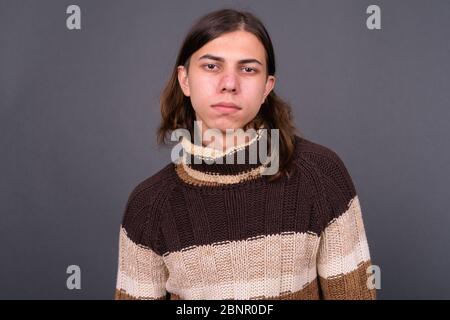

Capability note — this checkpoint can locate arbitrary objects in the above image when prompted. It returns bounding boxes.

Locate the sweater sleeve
[314,150,376,300]
[114,180,169,300]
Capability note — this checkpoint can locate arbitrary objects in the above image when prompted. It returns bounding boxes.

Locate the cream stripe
[317,239,370,279]
[116,227,168,299]
[317,195,372,278]
[116,271,167,299]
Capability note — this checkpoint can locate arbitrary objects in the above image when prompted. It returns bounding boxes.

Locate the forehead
[192,30,266,62]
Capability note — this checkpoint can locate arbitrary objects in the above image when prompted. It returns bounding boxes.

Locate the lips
[211,102,241,113]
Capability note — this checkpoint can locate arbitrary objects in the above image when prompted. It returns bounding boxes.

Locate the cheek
[241,82,265,107]
[189,77,217,108]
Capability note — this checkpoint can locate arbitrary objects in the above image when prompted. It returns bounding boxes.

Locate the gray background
[1,0,449,299]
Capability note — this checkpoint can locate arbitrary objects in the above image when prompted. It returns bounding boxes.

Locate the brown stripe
[318,260,377,300]
[114,289,167,300]
[159,176,319,254]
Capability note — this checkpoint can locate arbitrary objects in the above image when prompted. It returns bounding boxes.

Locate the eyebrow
[198,54,263,66]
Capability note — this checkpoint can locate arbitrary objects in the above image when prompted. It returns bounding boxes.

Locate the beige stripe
[175,162,223,187]
[162,232,320,300]
[259,277,321,300]
[180,160,265,185]
[115,227,168,299]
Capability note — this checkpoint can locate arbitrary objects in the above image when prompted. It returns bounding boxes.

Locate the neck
[176,127,270,186]
[194,123,255,153]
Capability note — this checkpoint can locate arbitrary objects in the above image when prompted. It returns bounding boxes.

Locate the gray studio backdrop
[1,0,449,299]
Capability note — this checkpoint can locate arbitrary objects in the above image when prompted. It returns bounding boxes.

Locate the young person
[114,8,376,300]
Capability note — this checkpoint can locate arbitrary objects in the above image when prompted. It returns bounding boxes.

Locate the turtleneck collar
[175,127,271,186]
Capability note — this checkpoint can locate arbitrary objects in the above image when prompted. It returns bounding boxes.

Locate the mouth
[211,102,242,113]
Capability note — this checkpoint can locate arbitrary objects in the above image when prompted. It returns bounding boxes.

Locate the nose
[219,72,239,93]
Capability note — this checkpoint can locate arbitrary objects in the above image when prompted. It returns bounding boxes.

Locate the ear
[261,75,276,104]
[177,65,190,97]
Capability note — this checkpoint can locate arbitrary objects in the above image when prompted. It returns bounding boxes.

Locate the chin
[217,124,245,133]
[205,120,242,132]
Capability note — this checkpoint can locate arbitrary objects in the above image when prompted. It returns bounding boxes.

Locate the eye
[242,67,256,73]
[203,63,219,71]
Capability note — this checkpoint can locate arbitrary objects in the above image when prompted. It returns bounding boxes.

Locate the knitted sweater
[114,132,376,300]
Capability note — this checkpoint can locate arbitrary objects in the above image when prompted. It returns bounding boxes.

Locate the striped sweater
[114,132,376,300]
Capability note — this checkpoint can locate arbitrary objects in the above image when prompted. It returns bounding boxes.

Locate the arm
[315,151,376,300]
[114,181,169,300]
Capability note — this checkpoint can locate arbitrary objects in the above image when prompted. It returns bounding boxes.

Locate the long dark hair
[157,8,300,181]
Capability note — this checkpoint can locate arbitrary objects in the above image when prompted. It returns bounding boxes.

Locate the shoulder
[120,163,177,248]
[125,162,177,208]
[293,135,348,169]
[292,135,358,215]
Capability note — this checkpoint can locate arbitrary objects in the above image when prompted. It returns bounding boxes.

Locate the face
[177,30,276,136]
